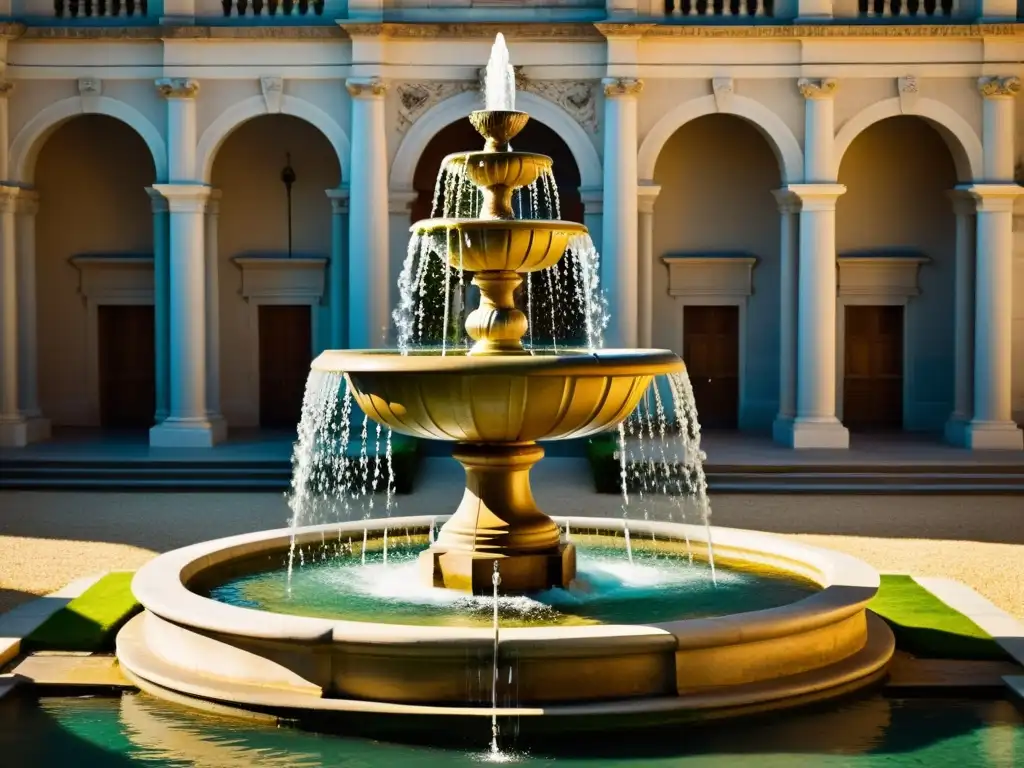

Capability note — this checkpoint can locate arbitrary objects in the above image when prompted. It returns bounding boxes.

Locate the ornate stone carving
[397,81,478,134]
[524,79,598,133]
[897,75,919,114]
[155,78,199,99]
[0,80,14,99]
[978,76,1021,99]
[797,78,838,100]
[603,77,643,98]
[346,77,387,98]
[260,76,283,114]
[78,77,101,97]
[712,77,734,112]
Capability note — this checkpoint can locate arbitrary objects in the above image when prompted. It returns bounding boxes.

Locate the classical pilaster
[0,80,12,182]
[962,185,1024,448]
[0,186,25,447]
[978,77,1019,182]
[944,189,976,446]
[204,190,226,441]
[779,76,848,449]
[636,182,660,349]
[149,184,214,448]
[601,76,643,348]
[771,188,801,442]
[347,77,389,348]
[14,191,47,443]
[155,78,199,182]
[326,186,350,350]
[146,187,170,423]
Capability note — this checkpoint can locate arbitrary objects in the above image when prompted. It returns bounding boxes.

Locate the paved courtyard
[1,457,1022,619]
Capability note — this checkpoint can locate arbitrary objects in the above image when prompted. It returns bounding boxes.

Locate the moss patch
[870,575,1011,661]
[23,572,140,653]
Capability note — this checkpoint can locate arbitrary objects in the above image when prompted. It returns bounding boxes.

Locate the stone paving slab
[10,653,130,688]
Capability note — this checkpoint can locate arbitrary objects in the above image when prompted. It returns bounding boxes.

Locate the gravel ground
[1,463,1022,618]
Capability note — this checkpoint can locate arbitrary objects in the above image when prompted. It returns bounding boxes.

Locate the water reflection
[0,692,1020,767]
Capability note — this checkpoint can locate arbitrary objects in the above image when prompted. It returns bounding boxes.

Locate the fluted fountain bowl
[413,218,587,273]
[312,349,683,443]
[444,150,552,191]
[469,109,529,152]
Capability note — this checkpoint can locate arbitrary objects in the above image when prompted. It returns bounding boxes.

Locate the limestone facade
[0,6,1022,449]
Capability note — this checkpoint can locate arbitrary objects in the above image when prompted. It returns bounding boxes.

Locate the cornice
[13,21,1024,43]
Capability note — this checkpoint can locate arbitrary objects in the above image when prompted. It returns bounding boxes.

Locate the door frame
[835,298,910,428]
[249,298,319,426]
[834,254,928,429]
[662,255,757,427]
[70,255,154,427]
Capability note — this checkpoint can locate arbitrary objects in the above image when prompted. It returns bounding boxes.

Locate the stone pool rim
[119,516,894,723]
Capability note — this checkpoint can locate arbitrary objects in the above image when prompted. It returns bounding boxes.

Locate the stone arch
[390,89,603,191]
[638,93,803,183]
[195,94,350,182]
[834,97,981,181]
[10,95,168,183]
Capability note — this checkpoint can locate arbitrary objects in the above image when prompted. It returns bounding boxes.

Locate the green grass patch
[23,572,140,653]
[869,575,1011,661]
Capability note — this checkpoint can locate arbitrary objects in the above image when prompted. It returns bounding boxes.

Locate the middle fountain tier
[313,107,684,595]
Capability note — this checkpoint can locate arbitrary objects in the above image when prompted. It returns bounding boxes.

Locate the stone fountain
[116,36,894,742]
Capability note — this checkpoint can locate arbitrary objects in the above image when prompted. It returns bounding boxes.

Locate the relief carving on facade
[155,77,199,99]
[260,76,284,114]
[395,67,599,136]
[603,77,644,98]
[897,75,919,114]
[978,75,1021,99]
[346,77,387,98]
[797,77,838,100]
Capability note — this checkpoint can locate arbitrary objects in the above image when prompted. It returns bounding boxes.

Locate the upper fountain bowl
[469,109,528,152]
[312,349,684,442]
[412,218,588,273]
[444,150,552,193]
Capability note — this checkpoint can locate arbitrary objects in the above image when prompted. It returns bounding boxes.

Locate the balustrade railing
[663,0,774,16]
[52,0,147,16]
[219,0,324,15]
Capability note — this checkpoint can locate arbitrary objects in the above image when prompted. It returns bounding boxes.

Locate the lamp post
[281,153,296,258]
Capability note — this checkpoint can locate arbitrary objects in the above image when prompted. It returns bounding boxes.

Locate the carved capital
[978,76,1020,99]
[155,78,199,100]
[603,77,643,98]
[346,77,387,98]
[0,80,14,98]
[797,78,837,100]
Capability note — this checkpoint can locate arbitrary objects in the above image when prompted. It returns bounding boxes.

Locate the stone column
[772,188,801,443]
[960,75,1024,449]
[580,186,604,256]
[204,190,226,441]
[944,189,976,446]
[0,186,25,446]
[14,190,48,443]
[780,76,849,449]
[346,77,390,349]
[146,187,171,423]
[601,77,643,349]
[326,186,350,349]
[636,182,660,349]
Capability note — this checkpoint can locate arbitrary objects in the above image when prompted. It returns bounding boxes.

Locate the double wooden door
[683,305,740,429]
[259,305,312,428]
[98,304,156,429]
[843,305,904,430]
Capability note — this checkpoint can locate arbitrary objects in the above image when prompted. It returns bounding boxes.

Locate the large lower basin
[117,516,894,735]
[311,349,683,442]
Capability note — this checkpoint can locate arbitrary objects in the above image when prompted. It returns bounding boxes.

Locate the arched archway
[836,115,958,433]
[35,114,157,429]
[210,113,341,429]
[652,113,783,431]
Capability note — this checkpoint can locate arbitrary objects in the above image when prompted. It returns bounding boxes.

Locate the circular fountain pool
[117,515,894,736]
[205,542,817,628]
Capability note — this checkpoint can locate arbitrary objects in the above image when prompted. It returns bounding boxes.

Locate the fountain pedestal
[420,443,576,594]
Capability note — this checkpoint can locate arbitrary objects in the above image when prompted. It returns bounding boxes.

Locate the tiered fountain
[117,36,894,747]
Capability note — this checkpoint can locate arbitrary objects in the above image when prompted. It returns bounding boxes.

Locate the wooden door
[259,305,312,429]
[843,305,904,430]
[683,305,740,429]
[98,304,156,428]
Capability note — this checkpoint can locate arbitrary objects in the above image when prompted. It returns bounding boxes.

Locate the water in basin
[205,540,817,628]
